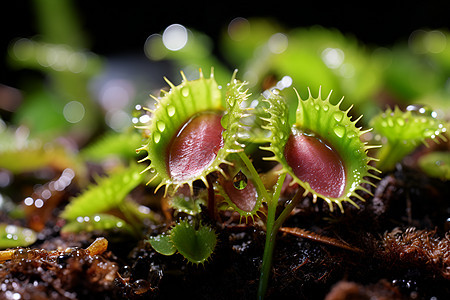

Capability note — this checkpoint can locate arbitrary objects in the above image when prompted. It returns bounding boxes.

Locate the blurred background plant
[2,1,449,140]
[1,0,449,240]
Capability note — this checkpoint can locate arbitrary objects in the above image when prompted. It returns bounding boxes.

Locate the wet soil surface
[1,163,449,300]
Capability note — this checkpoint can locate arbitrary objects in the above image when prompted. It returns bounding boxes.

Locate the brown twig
[279,227,363,253]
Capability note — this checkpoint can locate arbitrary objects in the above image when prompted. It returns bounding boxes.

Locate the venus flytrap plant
[256,87,379,298]
[370,105,448,172]
[136,69,378,298]
[138,69,255,263]
[262,88,380,212]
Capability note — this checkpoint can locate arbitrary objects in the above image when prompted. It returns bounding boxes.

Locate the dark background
[2,1,450,87]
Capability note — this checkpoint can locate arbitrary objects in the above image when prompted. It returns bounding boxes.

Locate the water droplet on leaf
[333,111,343,122]
[181,87,190,97]
[233,170,248,190]
[167,105,176,117]
[153,132,161,143]
[334,125,346,138]
[396,118,405,126]
[157,121,166,132]
[423,129,433,137]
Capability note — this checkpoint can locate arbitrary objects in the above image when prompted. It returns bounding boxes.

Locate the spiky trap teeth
[262,87,380,212]
[370,105,448,171]
[137,69,249,195]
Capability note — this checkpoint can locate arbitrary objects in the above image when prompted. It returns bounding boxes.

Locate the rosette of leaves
[137,69,249,196]
[261,88,379,212]
[147,220,217,265]
[370,105,448,171]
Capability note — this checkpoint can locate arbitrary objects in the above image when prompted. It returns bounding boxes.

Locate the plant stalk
[257,183,305,299]
[376,140,414,172]
[238,152,272,202]
[206,173,216,221]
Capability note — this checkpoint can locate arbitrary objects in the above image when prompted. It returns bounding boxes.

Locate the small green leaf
[147,234,176,256]
[0,224,37,249]
[61,164,144,220]
[61,213,134,235]
[170,220,217,264]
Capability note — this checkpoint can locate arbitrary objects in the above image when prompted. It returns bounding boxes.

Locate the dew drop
[167,105,176,117]
[333,111,344,122]
[423,129,433,137]
[407,104,434,117]
[323,105,329,111]
[233,170,248,190]
[396,118,405,126]
[131,279,151,295]
[334,125,346,138]
[314,104,320,111]
[387,119,394,127]
[157,121,166,132]
[347,131,356,138]
[181,87,190,97]
[132,104,144,118]
[153,132,161,143]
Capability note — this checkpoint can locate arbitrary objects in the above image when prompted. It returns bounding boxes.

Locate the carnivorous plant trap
[137,69,380,298]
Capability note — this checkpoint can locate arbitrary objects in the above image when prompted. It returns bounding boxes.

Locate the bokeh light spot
[162,24,188,51]
[228,17,250,41]
[321,48,345,69]
[63,101,85,123]
[268,33,288,54]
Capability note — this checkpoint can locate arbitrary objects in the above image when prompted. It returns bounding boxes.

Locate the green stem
[376,140,414,172]
[118,201,143,239]
[273,186,305,232]
[257,173,286,300]
[238,151,272,202]
[206,173,217,221]
[257,184,305,300]
[236,151,305,299]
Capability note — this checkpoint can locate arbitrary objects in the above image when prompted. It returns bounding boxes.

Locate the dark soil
[1,157,449,300]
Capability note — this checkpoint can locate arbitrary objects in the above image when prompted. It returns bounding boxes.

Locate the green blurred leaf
[0,224,37,249]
